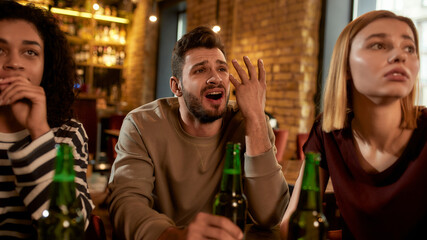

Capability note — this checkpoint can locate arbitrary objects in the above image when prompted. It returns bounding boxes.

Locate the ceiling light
[149,15,158,22]
[212,25,221,33]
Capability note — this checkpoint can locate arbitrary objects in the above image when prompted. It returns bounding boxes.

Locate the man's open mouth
[206,92,223,100]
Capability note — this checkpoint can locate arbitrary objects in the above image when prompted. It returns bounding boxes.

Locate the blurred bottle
[102,26,110,42]
[97,46,104,64]
[92,46,98,64]
[119,26,126,44]
[111,6,117,17]
[68,17,76,36]
[38,144,84,240]
[110,23,120,42]
[104,6,111,16]
[213,142,248,233]
[83,0,91,12]
[288,152,328,240]
[55,0,66,8]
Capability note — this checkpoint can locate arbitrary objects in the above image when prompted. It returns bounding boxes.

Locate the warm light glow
[51,8,91,18]
[42,210,49,218]
[212,25,221,33]
[149,15,158,22]
[93,3,100,11]
[50,7,129,24]
[94,15,130,24]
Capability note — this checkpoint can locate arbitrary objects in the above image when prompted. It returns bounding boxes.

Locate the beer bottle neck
[50,144,77,208]
[50,181,77,207]
[219,144,243,194]
[297,157,321,211]
[219,169,243,194]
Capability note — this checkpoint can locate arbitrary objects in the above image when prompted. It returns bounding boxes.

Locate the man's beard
[181,85,229,123]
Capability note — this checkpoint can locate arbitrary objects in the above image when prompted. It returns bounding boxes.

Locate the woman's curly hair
[0,1,77,128]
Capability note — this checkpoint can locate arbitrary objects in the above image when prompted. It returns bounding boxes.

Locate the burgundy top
[304,108,427,240]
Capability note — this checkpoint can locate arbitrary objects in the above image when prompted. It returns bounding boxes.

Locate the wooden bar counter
[245,224,281,239]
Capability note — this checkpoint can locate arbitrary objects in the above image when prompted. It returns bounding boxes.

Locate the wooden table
[104,129,120,138]
[245,224,280,240]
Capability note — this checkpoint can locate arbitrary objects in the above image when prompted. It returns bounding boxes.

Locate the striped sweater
[0,119,94,239]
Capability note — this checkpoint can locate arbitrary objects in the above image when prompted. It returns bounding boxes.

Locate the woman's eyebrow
[0,38,42,48]
[366,33,387,40]
[366,33,415,43]
[22,40,42,48]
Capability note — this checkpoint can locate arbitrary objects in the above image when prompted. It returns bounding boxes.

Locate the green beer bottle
[288,152,328,240]
[213,142,248,233]
[38,143,85,240]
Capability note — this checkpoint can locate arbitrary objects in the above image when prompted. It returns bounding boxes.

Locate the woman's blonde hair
[322,10,420,132]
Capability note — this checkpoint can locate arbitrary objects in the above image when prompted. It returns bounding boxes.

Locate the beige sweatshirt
[108,97,289,239]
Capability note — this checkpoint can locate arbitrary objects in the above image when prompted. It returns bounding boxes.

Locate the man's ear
[170,76,182,97]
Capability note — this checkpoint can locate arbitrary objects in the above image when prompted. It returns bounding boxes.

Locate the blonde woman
[281,10,426,240]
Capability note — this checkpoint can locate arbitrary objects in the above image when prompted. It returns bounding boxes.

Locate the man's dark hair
[171,26,226,80]
[0,0,77,128]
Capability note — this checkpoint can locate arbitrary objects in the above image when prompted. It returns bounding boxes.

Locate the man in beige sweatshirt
[108,26,289,240]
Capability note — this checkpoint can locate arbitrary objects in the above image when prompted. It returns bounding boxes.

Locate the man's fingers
[243,56,256,81]
[232,59,249,82]
[204,227,243,240]
[229,74,240,88]
[208,215,243,239]
[258,59,266,84]
[232,57,264,85]
[191,213,244,240]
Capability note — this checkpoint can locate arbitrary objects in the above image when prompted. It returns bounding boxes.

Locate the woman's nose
[3,54,24,70]
[387,49,407,64]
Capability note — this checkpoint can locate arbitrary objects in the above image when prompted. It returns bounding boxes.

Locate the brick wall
[122,0,159,111]
[187,0,323,160]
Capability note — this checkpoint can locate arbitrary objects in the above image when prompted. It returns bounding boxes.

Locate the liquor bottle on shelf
[77,19,91,40]
[288,152,328,240]
[109,23,120,43]
[54,0,66,8]
[73,44,90,64]
[102,26,110,42]
[68,17,76,36]
[97,46,104,64]
[119,26,126,44]
[94,25,102,42]
[213,142,248,233]
[37,143,85,240]
[83,0,91,12]
[117,49,125,66]
[111,6,117,17]
[104,6,111,16]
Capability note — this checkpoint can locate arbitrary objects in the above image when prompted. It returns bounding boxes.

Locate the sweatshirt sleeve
[7,120,94,228]
[108,117,175,240]
[243,126,290,228]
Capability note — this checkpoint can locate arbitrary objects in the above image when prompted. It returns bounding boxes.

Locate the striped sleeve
[7,119,94,228]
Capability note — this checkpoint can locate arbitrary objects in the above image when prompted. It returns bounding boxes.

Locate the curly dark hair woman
[0,0,77,127]
[0,1,93,239]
